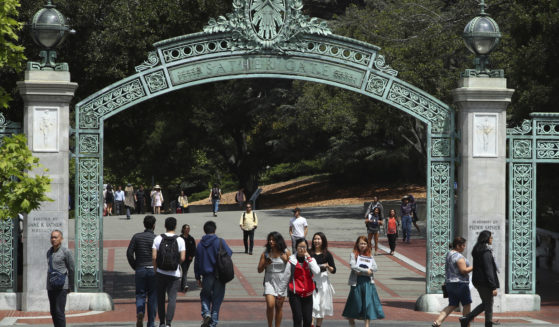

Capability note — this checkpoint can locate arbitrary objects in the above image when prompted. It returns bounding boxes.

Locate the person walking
[195,220,233,327]
[127,215,158,327]
[365,206,383,255]
[209,184,222,217]
[400,196,413,243]
[177,191,189,213]
[289,207,308,254]
[136,185,146,214]
[408,194,421,233]
[257,232,291,327]
[459,230,500,327]
[114,185,125,215]
[310,232,336,327]
[151,185,164,214]
[285,238,320,327]
[125,183,136,219]
[342,236,384,327]
[240,203,258,255]
[365,196,384,235]
[235,188,246,208]
[179,224,196,293]
[46,230,74,327]
[105,184,114,216]
[386,209,399,255]
[152,217,185,327]
[432,236,473,327]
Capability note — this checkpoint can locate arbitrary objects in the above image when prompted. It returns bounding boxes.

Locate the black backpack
[215,238,234,283]
[156,234,180,271]
[211,187,220,199]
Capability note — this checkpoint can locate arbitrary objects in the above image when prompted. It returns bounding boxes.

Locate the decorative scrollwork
[304,40,370,66]
[203,0,331,52]
[0,218,15,291]
[373,54,398,76]
[135,51,161,72]
[427,161,452,293]
[79,79,146,129]
[161,39,231,64]
[536,140,559,159]
[77,158,101,290]
[536,121,559,136]
[79,134,99,154]
[510,163,534,291]
[512,139,532,159]
[431,138,451,157]
[507,119,532,135]
[365,74,389,96]
[387,83,450,133]
[145,70,168,93]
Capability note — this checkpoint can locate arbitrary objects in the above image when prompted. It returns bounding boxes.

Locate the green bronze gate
[0,112,22,292]
[507,112,559,293]
[73,0,455,293]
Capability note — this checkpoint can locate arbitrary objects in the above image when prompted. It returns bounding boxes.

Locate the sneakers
[183,285,189,293]
[201,315,212,327]
[136,312,144,327]
[459,316,469,327]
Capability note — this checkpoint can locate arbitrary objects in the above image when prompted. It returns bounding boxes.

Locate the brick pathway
[1,206,557,326]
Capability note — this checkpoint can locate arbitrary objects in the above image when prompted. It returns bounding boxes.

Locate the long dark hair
[265,231,287,253]
[472,230,492,255]
[310,232,329,256]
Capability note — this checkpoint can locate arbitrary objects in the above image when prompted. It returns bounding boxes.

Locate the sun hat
[154,185,161,189]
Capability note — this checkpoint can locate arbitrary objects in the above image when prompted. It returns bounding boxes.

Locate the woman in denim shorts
[432,236,473,327]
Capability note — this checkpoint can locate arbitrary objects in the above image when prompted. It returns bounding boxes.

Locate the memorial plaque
[32,107,59,152]
[473,113,498,157]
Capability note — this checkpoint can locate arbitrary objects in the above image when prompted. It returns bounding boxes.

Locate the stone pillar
[16,70,77,311]
[454,77,540,312]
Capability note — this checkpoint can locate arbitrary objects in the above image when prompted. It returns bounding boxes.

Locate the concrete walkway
[1,206,557,326]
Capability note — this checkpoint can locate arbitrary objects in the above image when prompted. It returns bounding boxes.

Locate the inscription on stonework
[28,216,63,234]
[169,56,365,88]
[469,219,501,234]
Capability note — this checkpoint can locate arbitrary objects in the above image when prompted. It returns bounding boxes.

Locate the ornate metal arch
[73,0,455,293]
[507,112,559,294]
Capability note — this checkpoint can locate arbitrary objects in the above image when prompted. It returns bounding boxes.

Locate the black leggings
[243,229,255,253]
[288,291,313,327]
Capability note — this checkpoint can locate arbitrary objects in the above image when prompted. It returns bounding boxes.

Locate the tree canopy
[2,0,558,202]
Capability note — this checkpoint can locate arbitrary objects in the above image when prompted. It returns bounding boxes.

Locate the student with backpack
[152,217,185,327]
[195,220,233,327]
[209,184,222,217]
[239,203,258,255]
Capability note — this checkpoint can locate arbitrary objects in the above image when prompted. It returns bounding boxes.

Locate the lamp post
[28,0,75,71]
[462,0,503,77]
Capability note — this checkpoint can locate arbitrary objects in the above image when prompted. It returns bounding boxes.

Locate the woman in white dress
[310,232,336,327]
[257,231,291,327]
[150,185,163,214]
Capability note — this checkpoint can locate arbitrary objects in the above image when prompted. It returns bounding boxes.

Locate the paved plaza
[1,205,557,326]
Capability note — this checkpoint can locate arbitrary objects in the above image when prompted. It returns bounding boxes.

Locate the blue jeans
[402,215,412,242]
[211,199,220,214]
[135,267,157,327]
[200,274,226,327]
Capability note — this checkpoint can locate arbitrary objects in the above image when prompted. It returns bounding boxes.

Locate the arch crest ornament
[74,0,455,294]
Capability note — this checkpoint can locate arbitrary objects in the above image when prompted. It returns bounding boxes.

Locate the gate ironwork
[507,112,559,294]
[74,0,456,293]
[0,112,22,292]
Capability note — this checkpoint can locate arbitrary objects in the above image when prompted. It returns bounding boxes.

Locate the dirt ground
[191,176,426,209]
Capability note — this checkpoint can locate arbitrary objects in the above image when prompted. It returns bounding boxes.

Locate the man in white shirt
[114,185,125,215]
[152,217,185,327]
[289,207,308,253]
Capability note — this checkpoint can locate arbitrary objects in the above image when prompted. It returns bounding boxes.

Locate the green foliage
[0,134,52,220]
[0,0,25,109]
[260,159,325,184]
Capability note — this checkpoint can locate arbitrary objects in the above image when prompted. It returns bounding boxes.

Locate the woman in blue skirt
[342,235,384,327]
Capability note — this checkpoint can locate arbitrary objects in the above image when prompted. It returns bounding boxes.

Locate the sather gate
[73,0,455,293]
